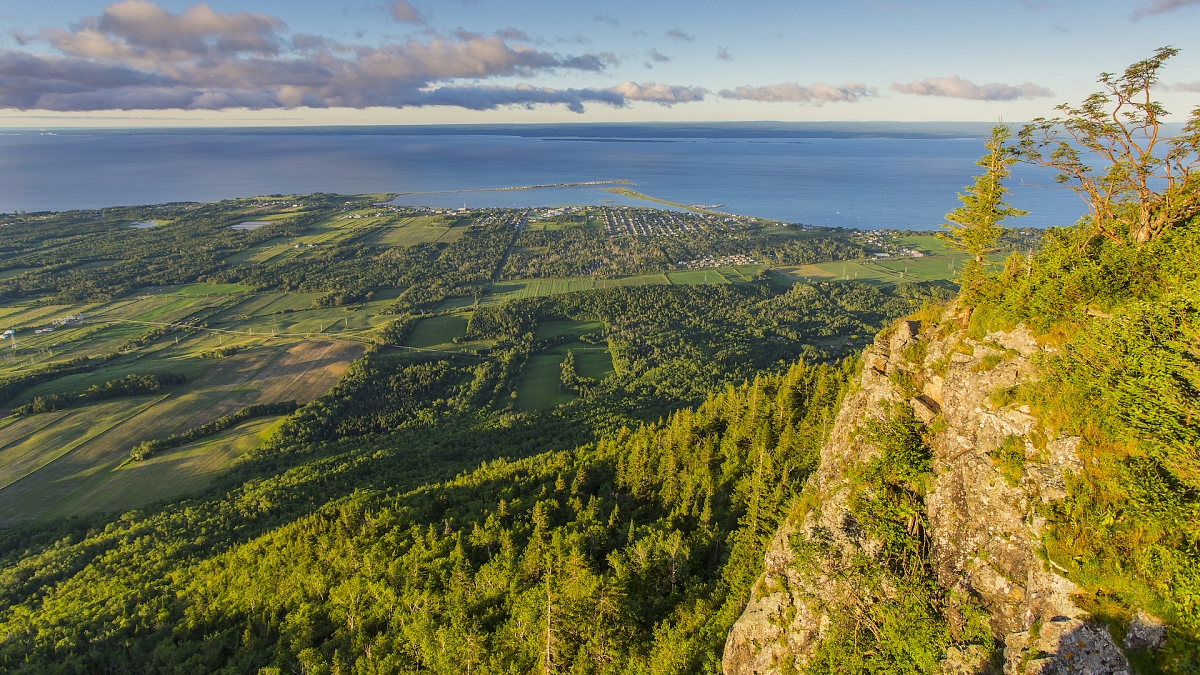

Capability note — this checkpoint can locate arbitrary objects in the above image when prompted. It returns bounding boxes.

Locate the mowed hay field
[486,278,597,304]
[594,273,670,288]
[0,339,365,523]
[533,320,604,340]
[45,416,283,520]
[369,216,465,247]
[514,354,576,411]
[666,269,731,285]
[407,314,469,348]
[514,340,614,411]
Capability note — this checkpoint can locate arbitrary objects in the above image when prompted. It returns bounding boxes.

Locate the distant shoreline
[393,180,633,196]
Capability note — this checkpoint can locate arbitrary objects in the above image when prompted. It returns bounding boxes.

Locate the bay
[0,126,1083,229]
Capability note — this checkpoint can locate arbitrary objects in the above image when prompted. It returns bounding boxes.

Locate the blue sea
[0,124,1083,229]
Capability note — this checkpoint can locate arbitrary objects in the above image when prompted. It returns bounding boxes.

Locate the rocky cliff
[723,316,1158,674]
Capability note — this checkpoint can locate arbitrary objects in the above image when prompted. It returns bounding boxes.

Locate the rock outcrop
[722,317,1139,675]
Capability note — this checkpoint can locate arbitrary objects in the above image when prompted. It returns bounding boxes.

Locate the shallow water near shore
[0,127,1082,228]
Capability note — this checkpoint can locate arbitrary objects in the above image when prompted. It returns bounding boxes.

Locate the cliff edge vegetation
[725,48,1200,675]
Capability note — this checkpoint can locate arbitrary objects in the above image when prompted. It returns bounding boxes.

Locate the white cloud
[715,46,733,61]
[890,75,1053,100]
[665,28,695,42]
[609,81,708,104]
[718,81,875,104]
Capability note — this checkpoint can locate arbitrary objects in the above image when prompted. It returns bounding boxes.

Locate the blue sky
[0,0,1197,125]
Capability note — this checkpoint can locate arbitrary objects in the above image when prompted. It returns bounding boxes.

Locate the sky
[0,0,1197,126]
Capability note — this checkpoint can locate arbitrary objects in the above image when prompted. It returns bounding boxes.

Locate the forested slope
[0,274,954,673]
[0,360,852,673]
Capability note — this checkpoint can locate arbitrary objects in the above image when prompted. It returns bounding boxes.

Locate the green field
[667,269,731,285]
[207,293,287,322]
[434,296,478,311]
[514,340,613,411]
[514,353,576,410]
[254,293,327,314]
[566,344,615,380]
[534,320,604,339]
[43,415,283,520]
[369,216,465,247]
[224,239,299,265]
[130,296,223,323]
[0,399,160,492]
[0,338,364,522]
[0,304,74,329]
[14,356,215,405]
[156,283,252,296]
[407,314,469,348]
[487,278,598,304]
[0,267,36,280]
[718,265,764,281]
[889,233,960,256]
[594,273,670,288]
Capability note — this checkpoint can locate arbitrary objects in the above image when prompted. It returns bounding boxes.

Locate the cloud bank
[0,0,704,113]
[718,81,875,104]
[890,76,1053,100]
[610,81,708,104]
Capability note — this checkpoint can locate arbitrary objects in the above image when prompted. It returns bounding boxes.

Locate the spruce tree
[939,124,1026,272]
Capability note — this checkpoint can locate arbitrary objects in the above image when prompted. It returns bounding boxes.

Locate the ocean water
[0,126,1084,229]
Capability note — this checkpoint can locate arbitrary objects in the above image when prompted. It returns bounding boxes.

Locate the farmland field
[486,278,597,304]
[0,268,35,280]
[667,269,731,285]
[718,265,764,281]
[369,216,465,247]
[44,416,283,519]
[594,273,670,288]
[514,353,576,411]
[0,304,74,329]
[514,340,614,411]
[253,292,327,314]
[434,296,478,311]
[167,282,252,296]
[534,320,604,340]
[562,343,615,380]
[407,314,469,348]
[0,338,364,522]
